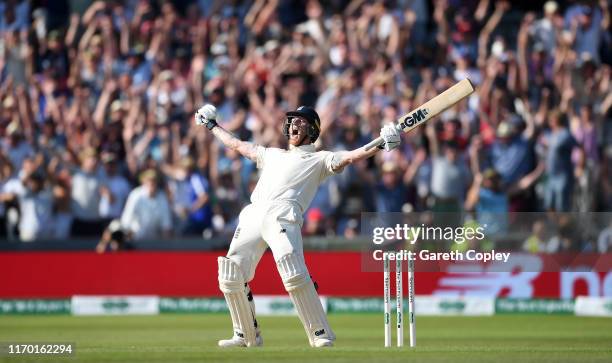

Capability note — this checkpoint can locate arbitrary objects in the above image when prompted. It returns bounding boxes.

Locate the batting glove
[195,104,218,130]
[379,123,401,151]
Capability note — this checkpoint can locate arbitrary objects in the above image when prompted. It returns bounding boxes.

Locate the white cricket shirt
[250,144,341,213]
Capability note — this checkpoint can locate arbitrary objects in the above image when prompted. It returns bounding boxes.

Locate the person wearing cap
[195,104,401,348]
[120,168,172,240]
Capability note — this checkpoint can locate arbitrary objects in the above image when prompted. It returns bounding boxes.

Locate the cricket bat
[364,78,475,150]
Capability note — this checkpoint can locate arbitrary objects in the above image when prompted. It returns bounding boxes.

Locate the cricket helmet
[283,106,321,143]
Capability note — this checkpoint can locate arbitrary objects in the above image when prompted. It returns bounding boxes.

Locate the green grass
[0,314,611,362]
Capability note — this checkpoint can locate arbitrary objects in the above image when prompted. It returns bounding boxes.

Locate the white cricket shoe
[312,338,334,348]
[218,333,263,348]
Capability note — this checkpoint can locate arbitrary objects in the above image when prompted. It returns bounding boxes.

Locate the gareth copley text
[374,250,511,263]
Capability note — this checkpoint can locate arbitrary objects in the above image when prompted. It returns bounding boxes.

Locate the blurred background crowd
[0,0,610,252]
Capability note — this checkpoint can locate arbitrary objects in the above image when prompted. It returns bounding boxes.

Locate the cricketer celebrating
[195,104,401,348]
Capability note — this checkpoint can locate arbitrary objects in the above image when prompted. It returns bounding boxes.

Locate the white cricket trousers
[226,201,304,281]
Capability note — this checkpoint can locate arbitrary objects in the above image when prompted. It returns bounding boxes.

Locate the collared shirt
[120,186,172,240]
[250,144,342,215]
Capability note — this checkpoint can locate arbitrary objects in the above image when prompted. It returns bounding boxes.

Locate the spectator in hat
[120,169,172,240]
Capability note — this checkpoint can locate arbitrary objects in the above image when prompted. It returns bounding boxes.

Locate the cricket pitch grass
[1,314,611,362]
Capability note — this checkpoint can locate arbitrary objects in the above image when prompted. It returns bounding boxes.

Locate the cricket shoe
[312,338,334,348]
[217,332,263,348]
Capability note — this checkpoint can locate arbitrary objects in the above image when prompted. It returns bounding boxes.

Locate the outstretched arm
[331,146,380,172]
[210,125,259,162]
[195,104,259,162]
[331,123,400,172]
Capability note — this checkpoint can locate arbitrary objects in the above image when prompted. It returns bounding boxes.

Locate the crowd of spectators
[0,0,610,249]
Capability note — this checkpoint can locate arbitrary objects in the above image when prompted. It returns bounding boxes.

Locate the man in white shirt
[196,104,400,348]
[120,169,172,240]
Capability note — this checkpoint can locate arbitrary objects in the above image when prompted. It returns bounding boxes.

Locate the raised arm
[330,123,401,172]
[195,104,259,162]
[330,145,380,172]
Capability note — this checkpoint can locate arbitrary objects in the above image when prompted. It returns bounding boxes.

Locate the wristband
[206,119,218,130]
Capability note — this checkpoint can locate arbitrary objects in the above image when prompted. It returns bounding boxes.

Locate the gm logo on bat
[400,108,429,130]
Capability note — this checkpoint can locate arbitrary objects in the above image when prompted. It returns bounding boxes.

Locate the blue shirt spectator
[375,162,407,213]
[490,122,533,186]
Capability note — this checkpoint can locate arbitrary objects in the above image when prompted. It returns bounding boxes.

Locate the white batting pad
[218,257,257,347]
[276,253,335,346]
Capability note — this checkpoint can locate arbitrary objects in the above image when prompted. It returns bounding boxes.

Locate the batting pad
[218,257,257,347]
[276,253,335,346]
